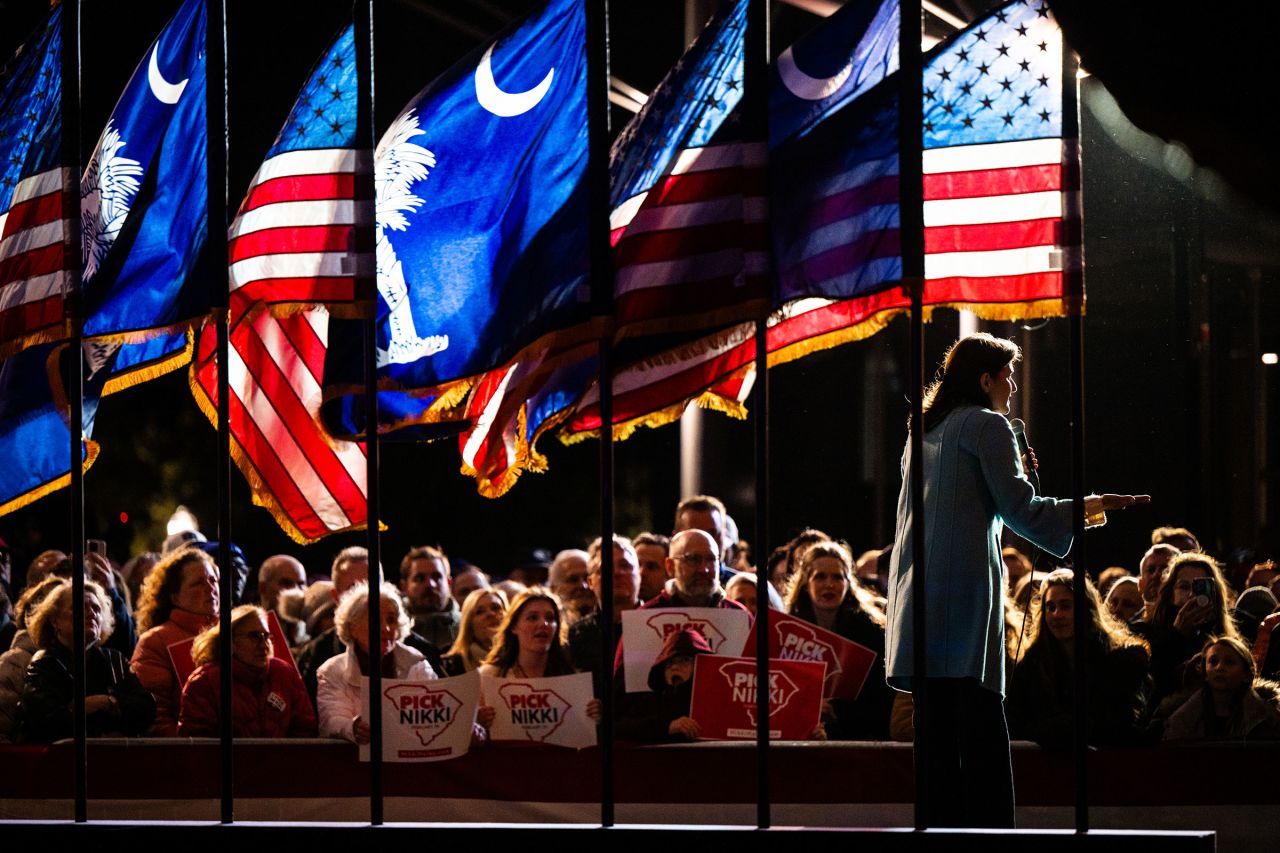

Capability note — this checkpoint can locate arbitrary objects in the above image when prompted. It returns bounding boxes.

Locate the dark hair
[398,546,449,584]
[786,541,885,627]
[784,528,831,577]
[673,495,726,533]
[919,333,1021,432]
[1015,569,1148,661]
[633,532,670,552]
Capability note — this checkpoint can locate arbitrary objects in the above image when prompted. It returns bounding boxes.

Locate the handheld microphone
[1009,418,1040,495]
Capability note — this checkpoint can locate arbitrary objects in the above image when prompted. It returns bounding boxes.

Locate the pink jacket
[131,609,215,736]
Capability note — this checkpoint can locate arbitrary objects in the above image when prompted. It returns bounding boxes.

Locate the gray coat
[886,406,1074,696]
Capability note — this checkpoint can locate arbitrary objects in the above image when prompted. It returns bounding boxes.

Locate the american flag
[458,335,595,498]
[0,10,71,358]
[771,0,900,305]
[226,29,367,317]
[608,0,767,338]
[572,0,1075,438]
[191,25,371,543]
[564,294,902,438]
[921,0,1075,312]
[567,0,904,440]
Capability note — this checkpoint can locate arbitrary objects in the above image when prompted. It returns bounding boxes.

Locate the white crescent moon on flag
[777,46,852,101]
[474,44,554,118]
[147,45,188,105]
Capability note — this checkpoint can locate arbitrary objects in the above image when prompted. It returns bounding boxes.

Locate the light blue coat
[885,406,1074,696]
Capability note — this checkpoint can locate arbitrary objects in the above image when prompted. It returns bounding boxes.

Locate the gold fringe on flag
[935,296,1076,324]
[0,440,100,517]
[0,318,72,362]
[186,359,384,545]
[101,328,196,397]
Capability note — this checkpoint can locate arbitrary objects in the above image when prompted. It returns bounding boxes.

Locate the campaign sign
[621,607,751,693]
[482,671,597,749]
[167,637,197,689]
[264,610,297,669]
[688,655,825,740]
[360,669,479,762]
[741,610,878,701]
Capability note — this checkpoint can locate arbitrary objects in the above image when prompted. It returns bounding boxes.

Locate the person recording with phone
[1133,552,1242,709]
[885,332,1149,828]
[85,540,138,659]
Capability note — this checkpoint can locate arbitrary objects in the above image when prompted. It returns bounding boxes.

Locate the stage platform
[0,821,1215,853]
[3,739,1261,850]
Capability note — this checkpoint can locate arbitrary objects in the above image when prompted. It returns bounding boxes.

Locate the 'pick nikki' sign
[689,655,825,741]
[621,607,751,693]
[742,609,878,701]
[482,672,597,749]
[361,670,480,762]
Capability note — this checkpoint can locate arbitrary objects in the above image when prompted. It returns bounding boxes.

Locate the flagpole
[744,0,771,831]
[354,0,384,826]
[202,0,234,825]
[585,0,616,829]
[61,0,87,824]
[897,0,929,831]
[1062,43,1090,835]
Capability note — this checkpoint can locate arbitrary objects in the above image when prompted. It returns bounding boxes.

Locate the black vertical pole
[897,0,928,831]
[62,0,86,825]
[354,0,383,827]
[1062,43,1089,835]
[204,0,234,826]
[585,0,615,829]
[744,0,770,832]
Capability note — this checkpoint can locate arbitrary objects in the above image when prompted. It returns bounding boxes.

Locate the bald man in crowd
[644,529,747,612]
[257,555,307,613]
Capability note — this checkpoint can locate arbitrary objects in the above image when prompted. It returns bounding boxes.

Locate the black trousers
[915,677,1015,828]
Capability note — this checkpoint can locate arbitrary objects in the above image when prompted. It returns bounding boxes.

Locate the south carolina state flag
[80,0,207,343]
[324,0,598,440]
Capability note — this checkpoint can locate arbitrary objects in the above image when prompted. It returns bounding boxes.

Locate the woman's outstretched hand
[1086,494,1152,514]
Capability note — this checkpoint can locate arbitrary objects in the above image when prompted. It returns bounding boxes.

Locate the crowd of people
[1,502,1277,748]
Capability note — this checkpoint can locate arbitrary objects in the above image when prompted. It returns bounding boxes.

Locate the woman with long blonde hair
[18,578,154,742]
[441,588,508,676]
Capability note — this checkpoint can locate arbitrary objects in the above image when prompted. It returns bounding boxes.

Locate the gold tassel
[82,318,203,347]
[187,360,385,543]
[102,329,196,397]
[940,298,1074,323]
[0,320,72,361]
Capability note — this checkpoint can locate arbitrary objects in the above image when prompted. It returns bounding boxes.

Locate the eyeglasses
[675,553,716,568]
[235,630,272,643]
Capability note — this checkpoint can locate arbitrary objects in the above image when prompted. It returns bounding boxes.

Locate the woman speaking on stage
[885,332,1146,828]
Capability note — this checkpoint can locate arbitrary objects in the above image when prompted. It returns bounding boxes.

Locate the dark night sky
[1,1,1275,584]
